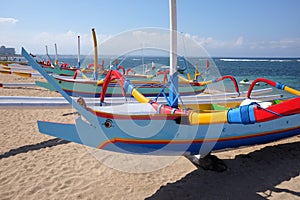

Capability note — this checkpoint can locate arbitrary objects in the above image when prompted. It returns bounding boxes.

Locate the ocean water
[41,55,300,94]
[214,58,300,94]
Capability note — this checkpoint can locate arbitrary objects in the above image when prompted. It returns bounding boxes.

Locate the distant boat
[240,78,260,86]
[29,53,36,57]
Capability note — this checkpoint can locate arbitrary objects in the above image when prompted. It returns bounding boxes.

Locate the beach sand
[0,72,300,199]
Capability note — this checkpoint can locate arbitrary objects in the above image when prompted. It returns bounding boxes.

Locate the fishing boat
[0,65,41,78]
[240,78,260,86]
[35,76,206,97]
[21,0,300,171]
[23,48,300,154]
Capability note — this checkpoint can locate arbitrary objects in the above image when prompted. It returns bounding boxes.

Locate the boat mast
[77,35,81,69]
[45,45,54,66]
[169,0,178,108]
[54,43,58,67]
[92,28,99,80]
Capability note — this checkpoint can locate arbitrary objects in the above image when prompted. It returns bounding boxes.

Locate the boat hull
[36,77,206,97]
[38,113,300,155]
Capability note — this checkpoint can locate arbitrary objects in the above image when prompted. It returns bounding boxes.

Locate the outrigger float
[21,0,300,171]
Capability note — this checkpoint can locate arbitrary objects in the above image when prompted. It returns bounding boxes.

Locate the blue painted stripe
[276,82,285,90]
[124,80,134,94]
[227,108,242,123]
[100,127,300,155]
[249,105,256,123]
[227,104,256,124]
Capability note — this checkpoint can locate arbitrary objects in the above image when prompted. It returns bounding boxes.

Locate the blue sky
[1,0,300,57]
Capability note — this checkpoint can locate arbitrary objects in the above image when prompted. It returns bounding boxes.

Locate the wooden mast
[77,35,81,69]
[92,28,98,80]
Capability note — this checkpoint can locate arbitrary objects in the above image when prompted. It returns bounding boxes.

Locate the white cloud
[30,30,112,54]
[182,33,300,56]
[248,37,300,50]
[2,27,300,57]
[0,17,19,24]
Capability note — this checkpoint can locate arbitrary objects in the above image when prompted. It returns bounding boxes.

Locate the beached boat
[0,65,41,78]
[22,47,300,164]
[0,89,280,108]
[21,0,300,170]
[35,74,207,97]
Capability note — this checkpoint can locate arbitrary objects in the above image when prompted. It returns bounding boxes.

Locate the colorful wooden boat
[34,72,245,98]
[35,73,211,97]
[22,48,300,157]
[39,62,78,76]
[20,0,300,170]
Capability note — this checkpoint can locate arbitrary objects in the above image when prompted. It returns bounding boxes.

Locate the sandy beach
[0,72,300,200]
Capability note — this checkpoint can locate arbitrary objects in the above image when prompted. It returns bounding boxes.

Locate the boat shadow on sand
[0,138,70,159]
[148,139,300,200]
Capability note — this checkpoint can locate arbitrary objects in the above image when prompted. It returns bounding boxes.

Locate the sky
[1,0,300,57]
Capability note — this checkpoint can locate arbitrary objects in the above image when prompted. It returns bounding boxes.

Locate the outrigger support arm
[178,75,240,95]
[199,75,240,95]
[100,70,150,106]
[247,78,300,98]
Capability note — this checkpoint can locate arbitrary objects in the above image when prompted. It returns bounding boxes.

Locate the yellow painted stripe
[131,88,150,103]
[14,71,31,78]
[284,86,300,96]
[188,110,228,125]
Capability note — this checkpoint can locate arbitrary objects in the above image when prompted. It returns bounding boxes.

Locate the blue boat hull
[38,113,300,156]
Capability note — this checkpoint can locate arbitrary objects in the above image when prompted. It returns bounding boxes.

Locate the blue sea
[39,55,300,95]
[214,58,300,94]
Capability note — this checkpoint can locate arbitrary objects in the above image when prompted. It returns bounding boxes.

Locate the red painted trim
[254,97,300,122]
[91,109,184,120]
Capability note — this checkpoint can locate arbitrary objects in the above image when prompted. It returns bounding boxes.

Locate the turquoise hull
[38,113,300,155]
[36,76,206,98]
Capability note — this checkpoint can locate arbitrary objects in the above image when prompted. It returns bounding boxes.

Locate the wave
[219,58,295,62]
[270,59,293,62]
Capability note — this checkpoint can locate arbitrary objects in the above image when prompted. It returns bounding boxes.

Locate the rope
[252,102,285,117]
[153,83,169,102]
